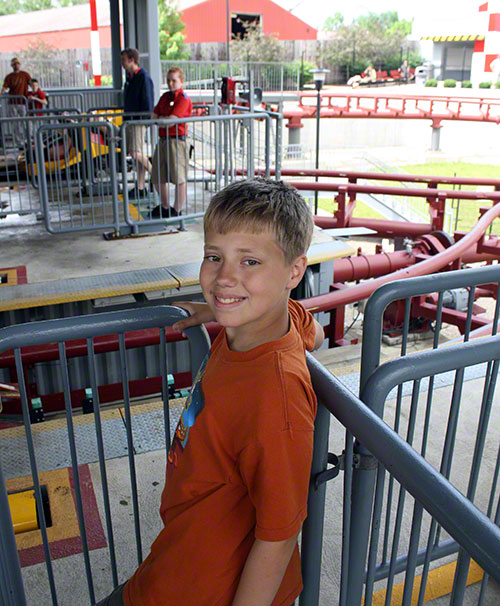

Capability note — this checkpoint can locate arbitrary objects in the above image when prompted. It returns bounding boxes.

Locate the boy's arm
[313,319,324,350]
[232,535,298,606]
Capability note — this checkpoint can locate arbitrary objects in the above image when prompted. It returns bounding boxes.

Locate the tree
[158,0,190,60]
[58,0,88,5]
[320,10,422,79]
[21,0,53,10]
[323,12,344,31]
[230,24,283,62]
[0,0,20,15]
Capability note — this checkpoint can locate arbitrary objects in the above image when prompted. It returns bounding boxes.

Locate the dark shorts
[96,582,126,606]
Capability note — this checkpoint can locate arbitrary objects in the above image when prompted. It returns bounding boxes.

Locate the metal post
[431,123,442,151]
[299,400,331,605]
[248,70,255,178]
[226,0,230,63]
[314,89,321,213]
[110,0,123,90]
[0,458,27,606]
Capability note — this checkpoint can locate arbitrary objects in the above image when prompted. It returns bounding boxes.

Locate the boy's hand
[172,302,215,333]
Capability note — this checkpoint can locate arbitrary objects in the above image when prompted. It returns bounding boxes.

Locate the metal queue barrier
[30,110,278,236]
[301,264,500,606]
[119,110,276,235]
[46,89,123,113]
[0,109,81,220]
[0,306,210,606]
[2,105,280,236]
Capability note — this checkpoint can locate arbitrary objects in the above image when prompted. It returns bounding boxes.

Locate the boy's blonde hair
[204,177,314,264]
[167,67,185,83]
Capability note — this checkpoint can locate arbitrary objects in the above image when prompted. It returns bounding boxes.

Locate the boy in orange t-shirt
[97,177,324,606]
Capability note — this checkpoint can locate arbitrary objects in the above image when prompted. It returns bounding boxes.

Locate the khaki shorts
[126,125,146,155]
[151,137,188,185]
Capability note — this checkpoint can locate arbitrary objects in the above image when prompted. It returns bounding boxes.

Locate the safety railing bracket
[314,451,344,488]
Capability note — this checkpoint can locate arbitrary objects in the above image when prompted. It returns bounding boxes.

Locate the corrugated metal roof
[0,0,113,36]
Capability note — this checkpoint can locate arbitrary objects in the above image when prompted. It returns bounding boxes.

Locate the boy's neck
[225,303,290,352]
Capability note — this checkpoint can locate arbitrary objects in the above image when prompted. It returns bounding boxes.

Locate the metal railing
[0,305,210,606]
[302,345,500,605]
[300,264,500,605]
[32,109,279,236]
[46,89,123,113]
[0,59,114,90]
[160,60,301,93]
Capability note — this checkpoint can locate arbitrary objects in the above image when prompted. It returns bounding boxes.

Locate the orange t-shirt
[124,299,317,606]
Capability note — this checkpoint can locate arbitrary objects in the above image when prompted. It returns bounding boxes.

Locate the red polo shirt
[154,88,192,137]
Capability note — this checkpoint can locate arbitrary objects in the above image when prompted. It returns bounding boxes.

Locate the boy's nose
[215,261,237,285]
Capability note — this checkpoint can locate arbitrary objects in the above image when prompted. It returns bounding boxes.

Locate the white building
[413,1,500,84]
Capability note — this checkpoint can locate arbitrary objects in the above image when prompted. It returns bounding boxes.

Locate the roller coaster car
[23,123,121,181]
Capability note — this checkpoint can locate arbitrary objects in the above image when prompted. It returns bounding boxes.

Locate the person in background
[150,66,192,218]
[27,79,48,116]
[1,58,31,146]
[121,48,154,200]
[399,59,410,82]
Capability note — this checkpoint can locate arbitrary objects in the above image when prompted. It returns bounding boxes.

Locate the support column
[109,0,122,90]
[285,116,303,158]
[431,118,442,152]
[135,0,161,98]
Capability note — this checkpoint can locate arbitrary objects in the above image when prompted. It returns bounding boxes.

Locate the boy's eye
[204,254,220,262]
[243,259,259,266]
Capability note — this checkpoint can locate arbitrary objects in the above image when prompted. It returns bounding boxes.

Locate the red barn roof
[180,0,317,43]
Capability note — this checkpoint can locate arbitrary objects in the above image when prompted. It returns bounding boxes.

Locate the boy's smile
[200,229,306,351]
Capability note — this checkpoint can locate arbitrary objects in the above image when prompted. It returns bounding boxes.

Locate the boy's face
[31,82,39,91]
[200,228,306,351]
[167,72,183,92]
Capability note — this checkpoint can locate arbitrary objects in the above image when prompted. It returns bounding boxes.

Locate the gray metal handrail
[0,305,210,605]
[302,351,500,604]
[360,263,500,394]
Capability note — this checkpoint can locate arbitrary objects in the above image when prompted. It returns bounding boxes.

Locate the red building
[180,0,317,43]
[0,0,316,54]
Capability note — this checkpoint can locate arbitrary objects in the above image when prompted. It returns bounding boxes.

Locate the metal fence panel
[35,117,121,234]
[0,305,210,606]
[345,265,500,606]
[303,352,500,606]
[160,60,300,93]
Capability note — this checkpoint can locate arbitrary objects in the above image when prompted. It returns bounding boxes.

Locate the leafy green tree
[0,0,90,13]
[158,0,190,60]
[230,24,283,62]
[323,12,344,31]
[321,10,422,79]
[59,0,89,6]
[0,0,20,15]
[21,0,53,10]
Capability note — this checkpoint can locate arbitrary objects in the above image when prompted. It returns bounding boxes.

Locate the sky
[273,0,476,31]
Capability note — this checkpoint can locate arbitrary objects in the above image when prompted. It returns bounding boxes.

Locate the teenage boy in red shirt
[97,178,324,606]
[151,66,192,218]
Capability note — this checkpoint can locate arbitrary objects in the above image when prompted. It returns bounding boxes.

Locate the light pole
[311,68,329,214]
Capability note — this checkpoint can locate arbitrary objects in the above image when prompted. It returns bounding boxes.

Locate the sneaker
[128,186,147,200]
[151,205,182,218]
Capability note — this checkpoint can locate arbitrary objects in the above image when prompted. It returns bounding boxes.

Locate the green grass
[401,162,500,185]
[402,162,500,233]
[319,162,500,235]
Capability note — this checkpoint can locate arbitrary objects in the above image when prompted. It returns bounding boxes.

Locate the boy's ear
[287,254,308,290]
